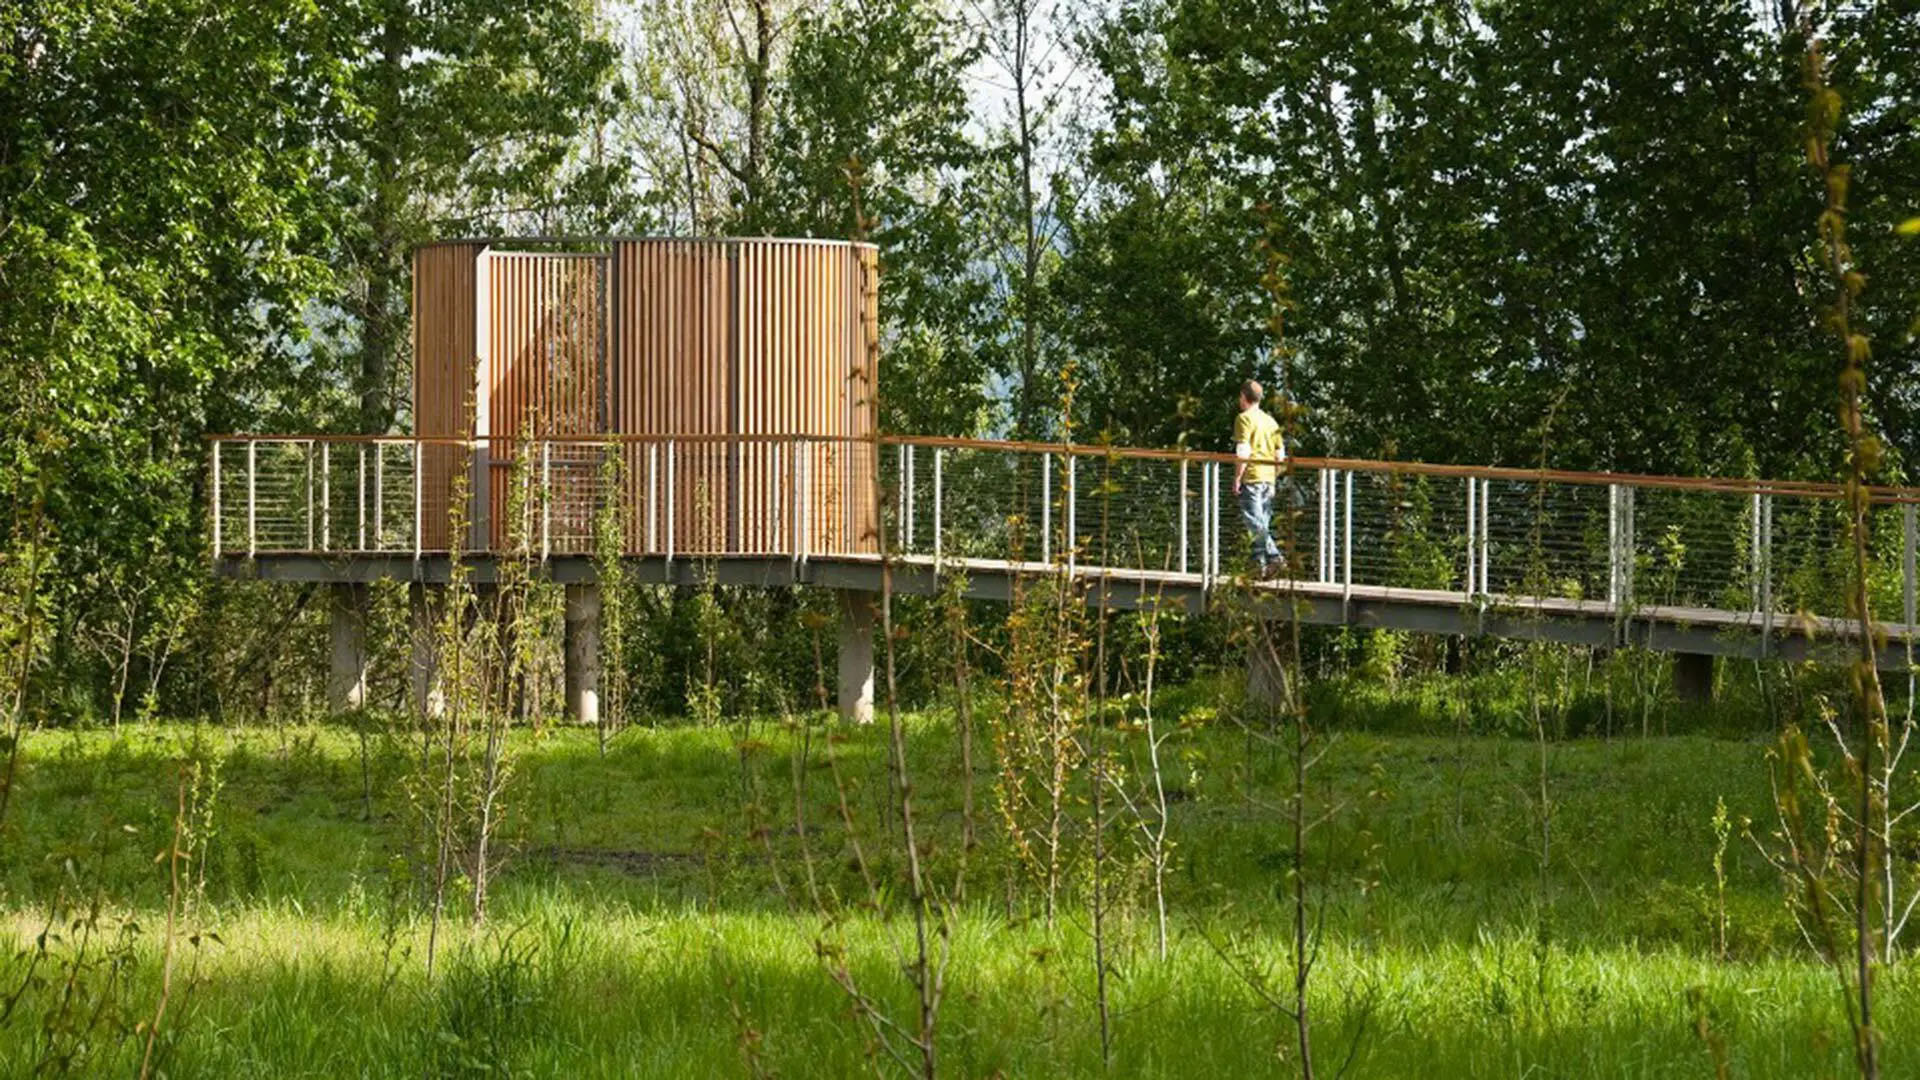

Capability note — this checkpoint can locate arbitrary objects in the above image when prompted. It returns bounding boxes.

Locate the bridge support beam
[1673,651,1715,703]
[565,583,602,727]
[327,583,370,713]
[409,584,446,719]
[838,590,876,725]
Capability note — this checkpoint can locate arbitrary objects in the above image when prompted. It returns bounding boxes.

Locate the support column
[409,583,445,719]
[565,583,602,727]
[1247,629,1290,712]
[327,583,371,713]
[837,590,876,725]
[1673,651,1715,703]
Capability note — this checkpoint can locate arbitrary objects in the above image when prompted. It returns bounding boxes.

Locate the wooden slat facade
[482,252,608,550]
[413,238,879,557]
[412,243,481,550]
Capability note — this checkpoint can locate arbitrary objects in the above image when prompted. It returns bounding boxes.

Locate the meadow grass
[0,680,1904,1076]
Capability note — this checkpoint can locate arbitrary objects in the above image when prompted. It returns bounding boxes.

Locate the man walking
[1231,380,1286,576]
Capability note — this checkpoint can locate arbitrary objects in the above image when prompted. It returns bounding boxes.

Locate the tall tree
[316,0,628,433]
[967,0,1082,438]
[0,1,335,716]
[761,0,992,435]
[623,0,798,234]
[1064,0,1918,476]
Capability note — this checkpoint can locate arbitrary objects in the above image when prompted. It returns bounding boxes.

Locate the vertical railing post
[1749,491,1763,612]
[246,439,257,558]
[1479,476,1491,596]
[1464,476,1477,597]
[1179,458,1190,576]
[1206,462,1219,587]
[320,442,331,552]
[1313,465,1328,580]
[1326,469,1340,586]
[413,440,423,558]
[1316,468,1326,584]
[211,441,223,560]
[1317,469,1329,583]
[1213,461,1222,584]
[646,442,658,554]
[933,448,944,564]
[1190,457,1205,584]
[378,443,388,552]
[1608,483,1618,607]
[1328,468,1340,584]
[356,445,366,552]
[373,443,385,550]
[665,440,676,568]
[1041,452,1052,565]
[1610,484,1624,609]
[541,441,552,561]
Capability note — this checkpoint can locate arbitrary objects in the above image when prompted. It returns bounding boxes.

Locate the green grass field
[0,677,1905,1077]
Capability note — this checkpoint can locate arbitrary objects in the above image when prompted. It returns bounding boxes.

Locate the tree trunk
[360,7,408,434]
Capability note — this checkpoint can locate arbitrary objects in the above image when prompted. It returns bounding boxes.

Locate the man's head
[1238,380,1264,412]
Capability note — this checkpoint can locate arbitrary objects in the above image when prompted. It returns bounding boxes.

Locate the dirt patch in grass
[530,846,703,876]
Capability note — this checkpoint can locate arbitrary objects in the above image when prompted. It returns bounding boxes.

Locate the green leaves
[1,0,627,721]
[760,0,989,436]
[1062,0,1919,482]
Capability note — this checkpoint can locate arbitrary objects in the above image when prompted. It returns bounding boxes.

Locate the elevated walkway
[208,432,1920,719]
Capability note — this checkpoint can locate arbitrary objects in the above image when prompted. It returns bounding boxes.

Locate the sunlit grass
[0,704,1901,1076]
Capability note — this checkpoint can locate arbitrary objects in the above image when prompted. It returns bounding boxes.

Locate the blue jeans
[1238,482,1283,569]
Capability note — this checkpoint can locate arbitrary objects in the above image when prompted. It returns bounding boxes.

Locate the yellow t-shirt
[1234,406,1285,484]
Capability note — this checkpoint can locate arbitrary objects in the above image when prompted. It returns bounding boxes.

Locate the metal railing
[209,433,1920,631]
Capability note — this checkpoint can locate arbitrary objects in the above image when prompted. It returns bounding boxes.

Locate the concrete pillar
[1247,631,1290,712]
[409,583,445,719]
[837,590,876,725]
[564,583,601,727]
[1673,651,1715,703]
[327,583,371,713]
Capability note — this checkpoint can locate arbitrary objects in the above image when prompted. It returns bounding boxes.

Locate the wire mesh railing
[209,434,1920,631]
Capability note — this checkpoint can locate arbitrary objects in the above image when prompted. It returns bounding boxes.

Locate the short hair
[1239,380,1264,404]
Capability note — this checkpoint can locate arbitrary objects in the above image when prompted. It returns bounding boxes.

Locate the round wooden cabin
[411,238,880,557]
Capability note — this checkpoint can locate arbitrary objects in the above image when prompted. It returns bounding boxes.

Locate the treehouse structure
[413,237,880,557]
[216,236,888,726]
